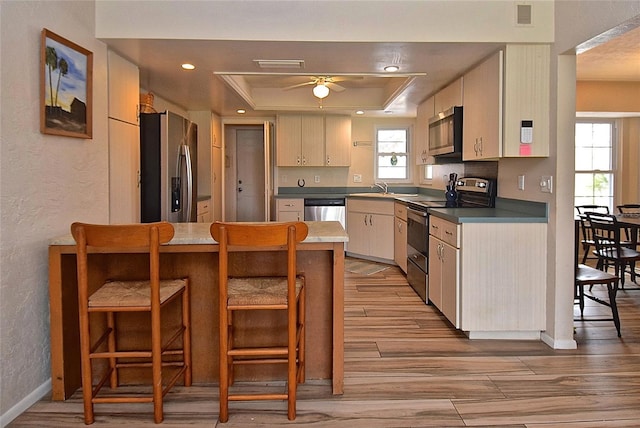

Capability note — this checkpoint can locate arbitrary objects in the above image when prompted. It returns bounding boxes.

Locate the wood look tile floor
[9,259,640,427]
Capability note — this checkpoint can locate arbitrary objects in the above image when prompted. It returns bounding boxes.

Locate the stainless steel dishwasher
[304,198,346,229]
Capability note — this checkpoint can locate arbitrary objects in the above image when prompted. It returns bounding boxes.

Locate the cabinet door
[276,115,302,166]
[301,115,324,166]
[325,115,351,166]
[428,237,443,309]
[346,211,369,255]
[276,198,303,222]
[394,217,408,272]
[108,119,140,223]
[369,213,394,260]
[463,50,502,160]
[434,77,463,113]
[502,44,550,157]
[415,96,434,165]
[107,51,139,125]
[441,241,459,327]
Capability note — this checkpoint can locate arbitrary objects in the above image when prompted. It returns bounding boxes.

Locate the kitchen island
[48,221,348,400]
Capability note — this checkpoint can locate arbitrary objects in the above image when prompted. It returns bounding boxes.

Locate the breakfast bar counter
[48,221,348,400]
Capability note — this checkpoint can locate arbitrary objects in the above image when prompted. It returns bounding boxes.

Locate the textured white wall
[0,0,109,421]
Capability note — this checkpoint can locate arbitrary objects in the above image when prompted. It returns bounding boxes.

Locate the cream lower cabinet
[197,199,211,223]
[276,198,304,222]
[347,198,394,261]
[428,216,459,324]
[394,202,408,272]
[429,215,546,338]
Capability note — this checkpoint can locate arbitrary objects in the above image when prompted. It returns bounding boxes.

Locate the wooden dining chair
[71,222,192,424]
[585,212,640,289]
[575,205,609,264]
[210,221,308,422]
[617,204,640,247]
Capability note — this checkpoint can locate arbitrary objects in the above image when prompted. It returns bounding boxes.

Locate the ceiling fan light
[313,83,330,99]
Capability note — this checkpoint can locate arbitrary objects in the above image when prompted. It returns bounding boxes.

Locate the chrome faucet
[372,181,388,194]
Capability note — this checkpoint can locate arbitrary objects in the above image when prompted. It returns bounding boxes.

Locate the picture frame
[40,29,93,139]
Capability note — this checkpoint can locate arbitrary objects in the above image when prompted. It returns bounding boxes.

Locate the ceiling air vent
[253,59,305,69]
[516,3,532,26]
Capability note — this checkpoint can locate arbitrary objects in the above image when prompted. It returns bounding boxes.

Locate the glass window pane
[375,127,410,182]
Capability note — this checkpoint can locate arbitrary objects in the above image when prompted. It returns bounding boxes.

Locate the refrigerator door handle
[181,144,193,222]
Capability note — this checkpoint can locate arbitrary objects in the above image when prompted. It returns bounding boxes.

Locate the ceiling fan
[283,76,358,99]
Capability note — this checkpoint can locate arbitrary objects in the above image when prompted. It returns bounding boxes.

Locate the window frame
[374,125,412,183]
[574,118,618,212]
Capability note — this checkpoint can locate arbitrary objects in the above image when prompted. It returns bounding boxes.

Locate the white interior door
[236,128,265,221]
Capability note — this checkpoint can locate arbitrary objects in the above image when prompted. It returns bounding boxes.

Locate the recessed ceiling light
[355,110,364,115]
[236,109,246,114]
[384,65,400,72]
[181,63,195,70]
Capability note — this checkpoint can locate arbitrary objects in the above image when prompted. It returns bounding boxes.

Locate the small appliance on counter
[445,173,458,207]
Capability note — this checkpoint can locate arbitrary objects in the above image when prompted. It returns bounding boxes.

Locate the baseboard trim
[0,379,51,427]
[541,332,577,349]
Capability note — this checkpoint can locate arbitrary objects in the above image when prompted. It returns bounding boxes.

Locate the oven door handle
[407,207,428,223]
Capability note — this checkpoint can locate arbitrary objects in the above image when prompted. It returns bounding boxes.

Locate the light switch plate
[353,174,362,183]
[540,175,553,193]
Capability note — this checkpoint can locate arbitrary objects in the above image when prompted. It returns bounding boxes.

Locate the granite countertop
[49,221,349,246]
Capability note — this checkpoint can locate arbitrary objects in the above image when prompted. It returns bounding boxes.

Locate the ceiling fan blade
[327,76,364,83]
[283,81,316,90]
[326,82,346,92]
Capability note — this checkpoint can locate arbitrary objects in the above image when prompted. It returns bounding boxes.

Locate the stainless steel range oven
[406,207,430,301]
[406,177,496,303]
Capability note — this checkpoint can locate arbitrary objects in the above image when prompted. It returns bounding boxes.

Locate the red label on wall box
[519,144,532,156]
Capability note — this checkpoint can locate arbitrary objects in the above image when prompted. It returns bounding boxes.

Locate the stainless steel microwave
[428,106,463,158]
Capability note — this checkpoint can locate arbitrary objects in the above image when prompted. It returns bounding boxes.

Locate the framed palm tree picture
[40,29,93,139]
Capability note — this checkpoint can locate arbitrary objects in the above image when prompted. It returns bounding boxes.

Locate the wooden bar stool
[210,221,308,422]
[71,222,192,424]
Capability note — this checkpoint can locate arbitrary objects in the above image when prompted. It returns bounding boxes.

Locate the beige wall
[577,81,640,113]
[0,0,109,421]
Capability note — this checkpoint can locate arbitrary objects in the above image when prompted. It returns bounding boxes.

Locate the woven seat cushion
[89,279,187,308]
[227,276,303,306]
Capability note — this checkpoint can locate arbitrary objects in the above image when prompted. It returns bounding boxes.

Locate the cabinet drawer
[197,199,210,214]
[347,198,394,215]
[277,198,303,211]
[394,202,407,221]
[429,215,459,247]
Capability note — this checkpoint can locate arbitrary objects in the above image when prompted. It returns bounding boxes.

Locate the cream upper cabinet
[502,44,550,157]
[276,114,323,166]
[108,119,140,224]
[463,45,550,160]
[434,77,463,113]
[415,96,434,165]
[463,50,502,160]
[107,51,139,125]
[324,115,351,166]
[276,114,351,167]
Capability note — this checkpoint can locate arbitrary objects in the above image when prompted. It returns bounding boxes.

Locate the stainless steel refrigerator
[140,111,198,223]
